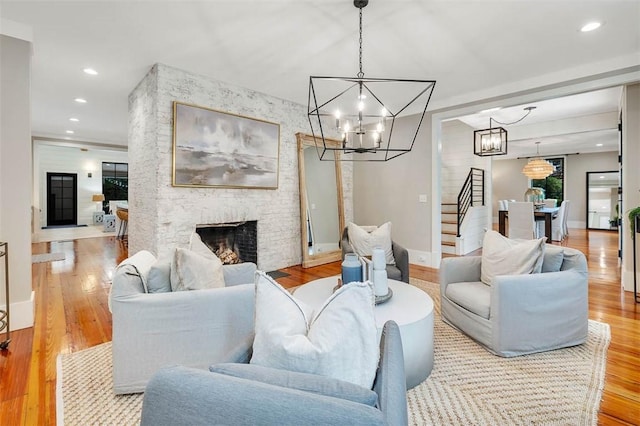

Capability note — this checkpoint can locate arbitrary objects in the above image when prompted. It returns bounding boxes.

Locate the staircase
[441,168,485,256]
[441,202,458,255]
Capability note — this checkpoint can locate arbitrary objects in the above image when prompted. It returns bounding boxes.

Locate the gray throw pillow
[209,363,378,407]
[147,258,172,293]
[542,245,564,273]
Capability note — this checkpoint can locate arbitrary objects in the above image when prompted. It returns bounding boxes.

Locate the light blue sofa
[139,321,408,426]
[440,246,588,357]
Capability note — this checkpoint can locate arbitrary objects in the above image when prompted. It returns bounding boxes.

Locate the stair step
[442,241,456,247]
[442,245,456,255]
[442,230,457,235]
[442,220,457,224]
[441,202,457,206]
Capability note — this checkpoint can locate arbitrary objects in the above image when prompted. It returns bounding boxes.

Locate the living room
[1,1,640,424]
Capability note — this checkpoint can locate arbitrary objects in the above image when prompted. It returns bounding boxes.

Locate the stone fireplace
[196,221,258,265]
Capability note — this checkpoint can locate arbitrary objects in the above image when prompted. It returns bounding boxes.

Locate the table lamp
[92,194,105,212]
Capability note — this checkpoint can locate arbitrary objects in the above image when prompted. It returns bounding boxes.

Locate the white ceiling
[1,1,639,147]
[455,87,623,159]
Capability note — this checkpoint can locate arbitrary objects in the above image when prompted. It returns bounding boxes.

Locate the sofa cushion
[210,363,378,407]
[348,222,395,265]
[147,258,172,293]
[445,281,491,319]
[251,271,379,389]
[170,248,225,291]
[480,230,545,286]
[542,245,564,273]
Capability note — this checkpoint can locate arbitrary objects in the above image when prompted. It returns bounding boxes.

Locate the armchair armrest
[439,256,482,295]
[341,227,355,258]
[491,269,588,356]
[141,366,385,426]
[111,283,255,394]
[373,321,408,426]
[223,262,257,286]
[391,242,409,283]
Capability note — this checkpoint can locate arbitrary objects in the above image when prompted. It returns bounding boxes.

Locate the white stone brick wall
[128,63,352,271]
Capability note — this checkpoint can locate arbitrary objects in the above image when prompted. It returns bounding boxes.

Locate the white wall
[0,34,33,330]
[128,63,353,271]
[492,151,618,229]
[34,142,128,227]
[353,114,433,266]
[565,152,619,229]
[621,83,640,293]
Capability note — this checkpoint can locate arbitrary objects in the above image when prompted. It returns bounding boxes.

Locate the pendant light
[522,142,554,179]
[307,0,436,161]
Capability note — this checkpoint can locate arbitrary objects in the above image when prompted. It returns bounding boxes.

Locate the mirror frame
[296,132,345,268]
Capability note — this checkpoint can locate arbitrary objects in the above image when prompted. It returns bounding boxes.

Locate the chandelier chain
[490,107,535,127]
[358,7,364,78]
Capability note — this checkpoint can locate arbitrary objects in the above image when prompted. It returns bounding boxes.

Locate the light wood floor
[1,229,638,425]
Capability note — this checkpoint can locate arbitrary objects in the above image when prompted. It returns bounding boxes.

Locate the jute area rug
[57,278,610,425]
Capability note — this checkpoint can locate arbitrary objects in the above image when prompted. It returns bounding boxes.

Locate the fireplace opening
[195,221,257,265]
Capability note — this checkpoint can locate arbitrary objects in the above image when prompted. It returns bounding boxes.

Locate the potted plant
[609,204,620,229]
[629,206,640,236]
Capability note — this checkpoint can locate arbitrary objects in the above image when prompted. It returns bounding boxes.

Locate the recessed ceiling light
[66,130,75,134]
[481,107,502,113]
[74,98,87,103]
[69,117,79,122]
[581,22,601,32]
[596,143,603,147]
[83,68,98,75]
[599,175,605,179]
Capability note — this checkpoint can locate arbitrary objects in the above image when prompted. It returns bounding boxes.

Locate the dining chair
[551,200,567,241]
[562,200,571,236]
[508,202,537,240]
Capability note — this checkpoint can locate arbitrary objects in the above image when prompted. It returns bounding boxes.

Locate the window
[532,157,564,204]
[102,162,128,211]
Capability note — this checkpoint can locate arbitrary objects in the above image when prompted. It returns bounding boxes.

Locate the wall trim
[2,290,35,331]
[408,249,439,269]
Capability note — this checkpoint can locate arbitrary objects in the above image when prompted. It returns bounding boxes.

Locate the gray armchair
[140,321,408,426]
[110,250,257,394]
[440,246,588,357]
[341,227,410,283]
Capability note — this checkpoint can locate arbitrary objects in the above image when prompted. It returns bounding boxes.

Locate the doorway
[586,171,620,230]
[46,172,77,226]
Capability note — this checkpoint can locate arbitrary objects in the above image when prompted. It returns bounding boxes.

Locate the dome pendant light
[522,142,554,179]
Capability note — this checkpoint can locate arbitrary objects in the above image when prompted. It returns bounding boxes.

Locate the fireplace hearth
[196,221,257,265]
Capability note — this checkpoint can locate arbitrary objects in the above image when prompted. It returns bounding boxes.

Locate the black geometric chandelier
[308,0,436,161]
[473,106,536,157]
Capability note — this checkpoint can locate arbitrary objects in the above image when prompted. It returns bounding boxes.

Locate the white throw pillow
[250,271,379,389]
[189,232,217,259]
[480,230,545,286]
[170,247,225,291]
[347,222,395,265]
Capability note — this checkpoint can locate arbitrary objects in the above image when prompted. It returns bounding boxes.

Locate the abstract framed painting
[172,101,280,189]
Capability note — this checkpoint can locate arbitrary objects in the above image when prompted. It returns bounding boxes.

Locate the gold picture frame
[172,101,280,189]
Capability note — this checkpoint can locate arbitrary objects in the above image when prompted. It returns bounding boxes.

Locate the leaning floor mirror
[296,132,345,268]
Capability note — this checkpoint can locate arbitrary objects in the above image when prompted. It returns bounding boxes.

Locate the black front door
[47,172,77,226]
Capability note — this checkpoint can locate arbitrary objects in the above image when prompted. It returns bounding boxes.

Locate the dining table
[498,206,560,241]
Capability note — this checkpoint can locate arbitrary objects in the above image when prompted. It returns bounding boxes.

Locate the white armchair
[440,246,588,357]
[110,250,257,394]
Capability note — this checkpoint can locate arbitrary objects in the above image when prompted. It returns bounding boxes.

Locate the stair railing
[456,168,485,236]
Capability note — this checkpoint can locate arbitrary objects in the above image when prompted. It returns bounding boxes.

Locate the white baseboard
[1,291,35,331]
[622,269,637,293]
[408,249,439,268]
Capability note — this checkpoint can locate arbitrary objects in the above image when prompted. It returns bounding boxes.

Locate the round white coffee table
[294,276,434,389]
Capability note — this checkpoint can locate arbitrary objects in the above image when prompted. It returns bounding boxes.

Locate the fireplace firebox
[195,221,257,265]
